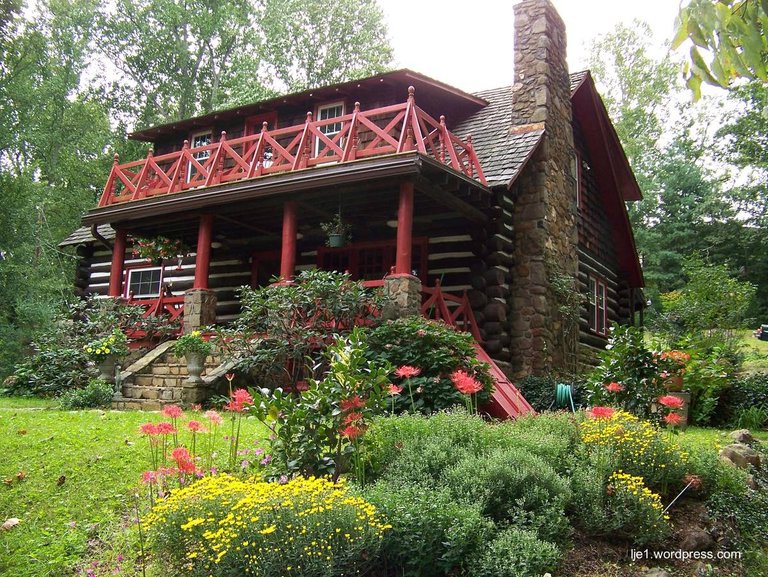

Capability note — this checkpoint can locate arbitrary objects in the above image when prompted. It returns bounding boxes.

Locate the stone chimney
[508,0,578,376]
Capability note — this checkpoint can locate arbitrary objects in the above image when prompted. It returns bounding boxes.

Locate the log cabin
[61,0,644,416]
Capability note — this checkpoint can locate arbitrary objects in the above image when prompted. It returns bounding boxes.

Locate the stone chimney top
[511,0,570,128]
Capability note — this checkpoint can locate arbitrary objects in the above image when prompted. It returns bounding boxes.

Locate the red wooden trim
[108,229,128,297]
[193,214,214,289]
[395,181,414,274]
[98,89,488,207]
[280,201,297,281]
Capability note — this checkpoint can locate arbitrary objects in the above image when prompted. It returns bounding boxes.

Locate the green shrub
[683,343,739,426]
[220,270,380,388]
[515,375,587,412]
[8,347,91,396]
[364,316,493,413]
[579,410,689,496]
[443,448,572,544]
[569,465,671,546]
[146,475,388,577]
[585,325,667,421]
[363,482,494,577]
[468,527,561,577]
[720,372,768,426]
[58,378,114,409]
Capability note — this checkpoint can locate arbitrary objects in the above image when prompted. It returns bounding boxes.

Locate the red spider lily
[387,384,403,396]
[171,447,191,461]
[588,406,616,419]
[605,382,624,393]
[204,409,223,425]
[343,412,364,425]
[340,395,366,411]
[141,470,157,485]
[683,473,703,489]
[156,422,177,435]
[340,424,368,439]
[664,412,683,426]
[658,395,685,409]
[161,404,183,419]
[225,372,236,383]
[395,365,421,379]
[226,389,254,412]
[171,447,197,474]
[451,369,483,395]
[187,420,205,433]
[139,422,159,436]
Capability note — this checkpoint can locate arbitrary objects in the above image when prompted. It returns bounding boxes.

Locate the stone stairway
[112,341,235,410]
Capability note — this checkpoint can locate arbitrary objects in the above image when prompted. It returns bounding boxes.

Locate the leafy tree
[259,0,393,93]
[674,0,768,97]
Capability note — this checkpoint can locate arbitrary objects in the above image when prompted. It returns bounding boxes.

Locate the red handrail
[99,88,486,207]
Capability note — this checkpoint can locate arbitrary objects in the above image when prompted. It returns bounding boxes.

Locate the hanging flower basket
[130,235,190,262]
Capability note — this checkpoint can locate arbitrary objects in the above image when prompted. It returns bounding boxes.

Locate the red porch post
[395,181,414,274]
[193,214,214,289]
[108,228,127,297]
[280,200,297,281]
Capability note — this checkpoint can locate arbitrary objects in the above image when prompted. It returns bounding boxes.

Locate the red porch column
[108,228,127,297]
[280,200,297,281]
[395,181,414,274]
[193,214,214,289]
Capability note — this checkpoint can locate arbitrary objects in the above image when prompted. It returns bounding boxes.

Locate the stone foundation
[183,289,217,333]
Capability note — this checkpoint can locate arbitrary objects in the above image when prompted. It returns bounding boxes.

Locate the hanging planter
[130,235,190,263]
[320,213,352,248]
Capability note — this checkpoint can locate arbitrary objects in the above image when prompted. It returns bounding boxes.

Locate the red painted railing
[124,293,185,342]
[99,87,486,207]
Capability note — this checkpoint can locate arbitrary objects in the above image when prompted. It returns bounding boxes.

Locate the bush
[146,475,389,577]
[58,378,114,409]
[7,347,91,396]
[363,482,494,577]
[219,270,380,388]
[443,448,572,544]
[585,325,667,421]
[515,375,587,412]
[579,410,689,496]
[720,372,768,427]
[569,465,671,546]
[468,527,561,577]
[364,316,493,413]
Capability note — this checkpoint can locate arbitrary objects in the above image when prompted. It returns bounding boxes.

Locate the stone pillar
[382,274,422,319]
[508,0,578,377]
[183,289,217,333]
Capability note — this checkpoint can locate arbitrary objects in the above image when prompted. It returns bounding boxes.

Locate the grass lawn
[736,328,768,373]
[0,399,267,577]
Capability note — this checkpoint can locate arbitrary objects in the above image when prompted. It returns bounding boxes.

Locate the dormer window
[315,102,344,156]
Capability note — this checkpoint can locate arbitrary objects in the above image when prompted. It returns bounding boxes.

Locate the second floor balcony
[99,87,487,208]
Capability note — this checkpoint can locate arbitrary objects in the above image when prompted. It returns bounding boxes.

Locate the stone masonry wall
[508,0,578,376]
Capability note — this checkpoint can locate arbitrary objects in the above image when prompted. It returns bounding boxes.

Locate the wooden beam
[280,201,297,281]
[193,214,214,289]
[395,181,414,274]
[217,214,275,236]
[415,176,488,224]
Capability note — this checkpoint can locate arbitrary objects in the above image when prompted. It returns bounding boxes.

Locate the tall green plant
[219,269,380,389]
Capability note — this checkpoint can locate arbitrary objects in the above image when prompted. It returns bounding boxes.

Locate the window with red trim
[588,275,608,336]
[125,265,164,299]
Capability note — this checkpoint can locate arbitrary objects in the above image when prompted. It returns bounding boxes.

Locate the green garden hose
[553,383,576,412]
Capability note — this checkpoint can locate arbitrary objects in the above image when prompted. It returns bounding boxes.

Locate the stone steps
[112,341,225,409]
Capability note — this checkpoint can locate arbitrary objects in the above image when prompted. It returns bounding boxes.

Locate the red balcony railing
[99,87,487,207]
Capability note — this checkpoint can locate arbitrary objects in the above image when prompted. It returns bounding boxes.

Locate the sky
[376,0,683,92]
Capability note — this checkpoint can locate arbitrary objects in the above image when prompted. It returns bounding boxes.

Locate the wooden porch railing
[124,293,185,342]
[99,87,486,207]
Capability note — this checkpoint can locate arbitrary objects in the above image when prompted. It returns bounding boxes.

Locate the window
[126,266,163,299]
[315,102,344,156]
[188,130,212,180]
[588,275,608,336]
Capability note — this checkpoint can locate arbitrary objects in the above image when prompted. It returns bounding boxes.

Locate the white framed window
[315,102,344,156]
[588,275,608,336]
[188,130,212,180]
[126,266,163,299]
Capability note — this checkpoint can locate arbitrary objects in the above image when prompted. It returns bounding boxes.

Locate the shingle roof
[453,71,590,188]
[59,224,115,247]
